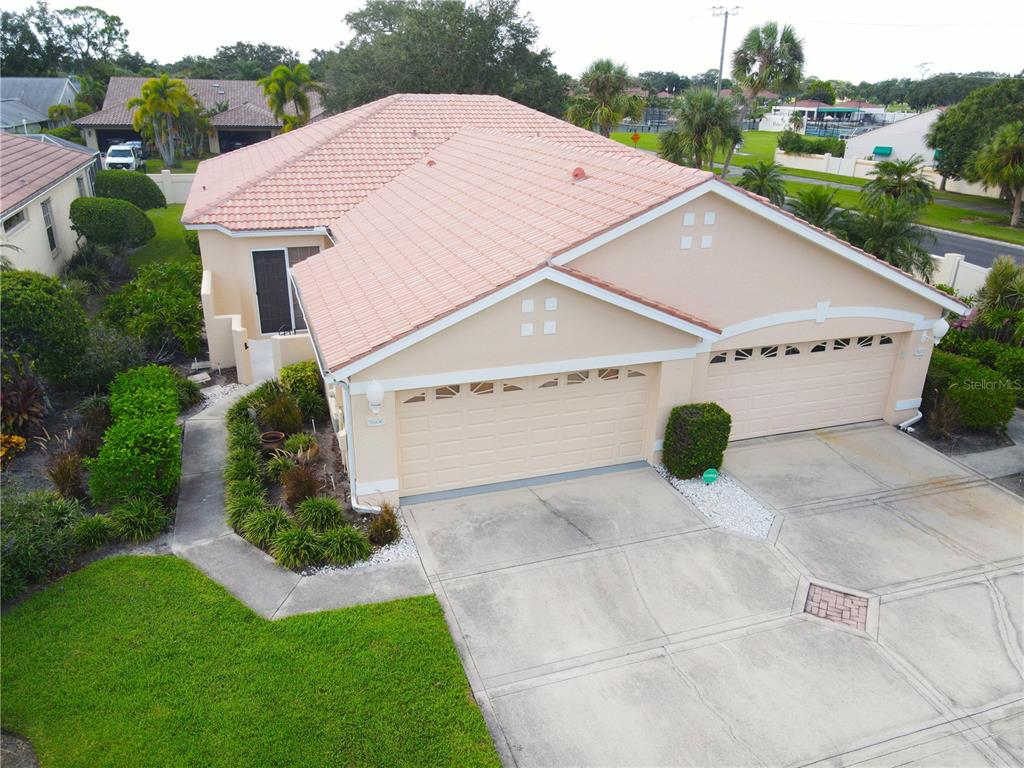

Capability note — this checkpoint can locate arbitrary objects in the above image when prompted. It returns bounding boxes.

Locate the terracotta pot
[260,431,285,452]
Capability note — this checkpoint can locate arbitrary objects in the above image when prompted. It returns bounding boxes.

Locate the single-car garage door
[705,334,899,440]
[397,366,652,496]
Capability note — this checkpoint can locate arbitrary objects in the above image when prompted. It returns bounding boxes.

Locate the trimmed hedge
[70,197,154,248]
[924,350,1015,432]
[0,271,88,386]
[39,124,84,144]
[776,129,845,157]
[87,365,182,505]
[663,402,732,479]
[94,170,166,210]
[939,329,1024,405]
[280,360,322,396]
[184,229,200,255]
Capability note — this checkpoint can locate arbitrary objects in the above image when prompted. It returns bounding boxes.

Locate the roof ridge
[183,94,404,223]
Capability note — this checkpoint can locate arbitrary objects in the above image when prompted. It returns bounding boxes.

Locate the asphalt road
[923,227,1024,268]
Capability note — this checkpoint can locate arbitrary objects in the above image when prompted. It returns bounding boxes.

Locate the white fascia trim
[328,266,717,382]
[355,478,399,495]
[348,347,697,394]
[183,222,331,238]
[894,398,922,411]
[692,306,940,351]
[551,180,965,315]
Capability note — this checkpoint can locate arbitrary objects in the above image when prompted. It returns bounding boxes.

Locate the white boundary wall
[929,253,989,297]
[147,170,194,204]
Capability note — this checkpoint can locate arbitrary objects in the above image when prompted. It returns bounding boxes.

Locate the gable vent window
[733,348,752,361]
[403,392,426,404]
[833,338,850,350]
[567,371,588,385]
[539,377,559,389]
[857,336,874,348]
[435,385,459,399]
[598,368,619,381]
[503,383,524,392]
[811,342,828,353]
[470,382,493,395]
[761,346,778,358]
[627,369,646,378]
[879,335,894,345]
[785,345,801,356]
[710,353,727,364]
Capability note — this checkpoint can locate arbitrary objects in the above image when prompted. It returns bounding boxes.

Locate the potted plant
[260,431,285,452]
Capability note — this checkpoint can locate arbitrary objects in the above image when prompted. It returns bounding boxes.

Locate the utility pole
[712,6,741,96]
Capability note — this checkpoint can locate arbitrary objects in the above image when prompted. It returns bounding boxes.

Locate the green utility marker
[702,468,719,485]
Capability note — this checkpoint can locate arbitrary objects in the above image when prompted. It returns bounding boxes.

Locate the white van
[104,144,145,171]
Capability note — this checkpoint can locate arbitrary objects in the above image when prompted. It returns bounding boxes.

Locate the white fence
[773,150,1000,199]
[930,253,989,297]
[147,170,195,204]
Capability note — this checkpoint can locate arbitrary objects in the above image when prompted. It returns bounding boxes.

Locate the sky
[4,0,1022,83]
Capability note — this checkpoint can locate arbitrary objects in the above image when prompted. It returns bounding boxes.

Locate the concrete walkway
[172,390,430,619]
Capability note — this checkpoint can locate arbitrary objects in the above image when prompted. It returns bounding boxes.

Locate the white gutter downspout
[340,379,381,513]
[897,410,923,431]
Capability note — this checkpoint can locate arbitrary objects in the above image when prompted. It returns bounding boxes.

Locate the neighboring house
[0,133,99,274]
[720,88,779,101]
[74,76,326,154]
[183,93,964,507]
[0,76,81,133]
[844,108,942,163]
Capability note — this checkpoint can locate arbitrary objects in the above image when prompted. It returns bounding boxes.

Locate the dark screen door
[252,250,292,333]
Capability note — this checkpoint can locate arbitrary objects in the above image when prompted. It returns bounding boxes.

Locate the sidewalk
[172,388,430,619]
[954,409,1024,481]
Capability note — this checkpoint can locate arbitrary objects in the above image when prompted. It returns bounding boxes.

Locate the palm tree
[565,59,644,138]
[736,161,787,206]
[258,63,325,131]
[862,155,934,210]
[791,185,849,235]
[127,75,196,167]
[974,255,1024,343]
[849,197,934,279]
[967,121,1024,228]
[731,23,805,106]
[658,89,737,170]
[47,103,77,126]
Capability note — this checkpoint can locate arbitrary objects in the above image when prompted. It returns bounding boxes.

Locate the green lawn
[0,556,499,768]
[610,131,661,151]
[130,204,192,268]
[143,157,201,174]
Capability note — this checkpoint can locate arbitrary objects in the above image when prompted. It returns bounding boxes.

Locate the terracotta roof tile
[1,133,97,215]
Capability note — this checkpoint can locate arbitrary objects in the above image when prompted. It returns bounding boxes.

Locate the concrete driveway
[405,424,1024,767]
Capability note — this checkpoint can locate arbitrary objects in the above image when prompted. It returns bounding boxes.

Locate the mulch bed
[909,412,1014,456]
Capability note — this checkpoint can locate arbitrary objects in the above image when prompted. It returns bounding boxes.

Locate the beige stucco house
[1,133,99,275]
[183,94,965,507]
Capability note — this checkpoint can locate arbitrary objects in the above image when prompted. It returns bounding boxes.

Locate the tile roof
[73,76,323,129]
[1,132,97,215]
[209,101,279,127]
[182,93,639,231]
[291,129,711,373]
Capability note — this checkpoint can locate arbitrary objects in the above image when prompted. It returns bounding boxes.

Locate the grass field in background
[0,557,500,768]
[142,157,201,174]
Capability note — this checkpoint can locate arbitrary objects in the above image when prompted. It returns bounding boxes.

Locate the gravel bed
[200,383,246,406]
[655,465,774,538]
[301,506,419,576]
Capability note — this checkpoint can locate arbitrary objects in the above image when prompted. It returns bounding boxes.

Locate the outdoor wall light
[921,318,950,345]
[366,380,384,414]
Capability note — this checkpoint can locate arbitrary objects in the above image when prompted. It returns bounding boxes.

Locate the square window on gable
[544,297,557,311]
[700,235,712,248]
[521,323,534,337]
[680,236,693,250]
[704,211,716,225]
[521,299,534,313]
[683,212,695,226]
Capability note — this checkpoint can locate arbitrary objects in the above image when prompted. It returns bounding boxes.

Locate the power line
[712,6,740,96]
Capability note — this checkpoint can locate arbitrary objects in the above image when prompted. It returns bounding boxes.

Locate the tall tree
[730,22,805,102]
[564,59,643,138]
[966,121,1024,227]
[127,75,196,167]
[658,89,738,171]
[736,161,787,206]
[791,185,850,235]
[258,63,324,130]
[862,155,934,210]
[324,0,566,116]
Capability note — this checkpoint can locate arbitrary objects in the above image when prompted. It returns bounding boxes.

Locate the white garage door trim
[397,365,653,496]
[705,334,899,440]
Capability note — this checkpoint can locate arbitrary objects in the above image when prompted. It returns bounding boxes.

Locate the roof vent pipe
[571,167,586,181]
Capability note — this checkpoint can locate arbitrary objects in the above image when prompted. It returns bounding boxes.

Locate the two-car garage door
[705,334,899,440]
[397,366,652,496]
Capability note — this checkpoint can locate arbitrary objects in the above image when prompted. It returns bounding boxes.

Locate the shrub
[87,412,181,505]
[65,241,130,282]
[109,365,179,421]
[1,354,47,436]
[70,197,155,249]
[39,124,84,144]
[0,271,88,385]
[73,514,113,550]
[73,321,146,393]
[109,497,171,542]
[271,527,323,569]
[266,453,296,481]
[102,259,203,356]
[47,451,86,500]
[226,478,267,502]
[259,392,303,434]
[320,526,371,566]
[75,395,111,457]
[1,433,27,466]
[368,502,401,546]
[294,496,344,531]
[94,169,166,210]
[295,391,328,423]
[184,229,200,255]
[173,373,202,411]
[242,505,292,548]
[0,490,85,601]
[995,347,1024,404]
[280,360,322,396]
[282,464,320,508]
[284,432,316,453]
[226,493,267,532]
[924,350,1015,432]
[224,447,265,484]
[663,402,732,479]
[228,418,262,452]
[776,129,845,157]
